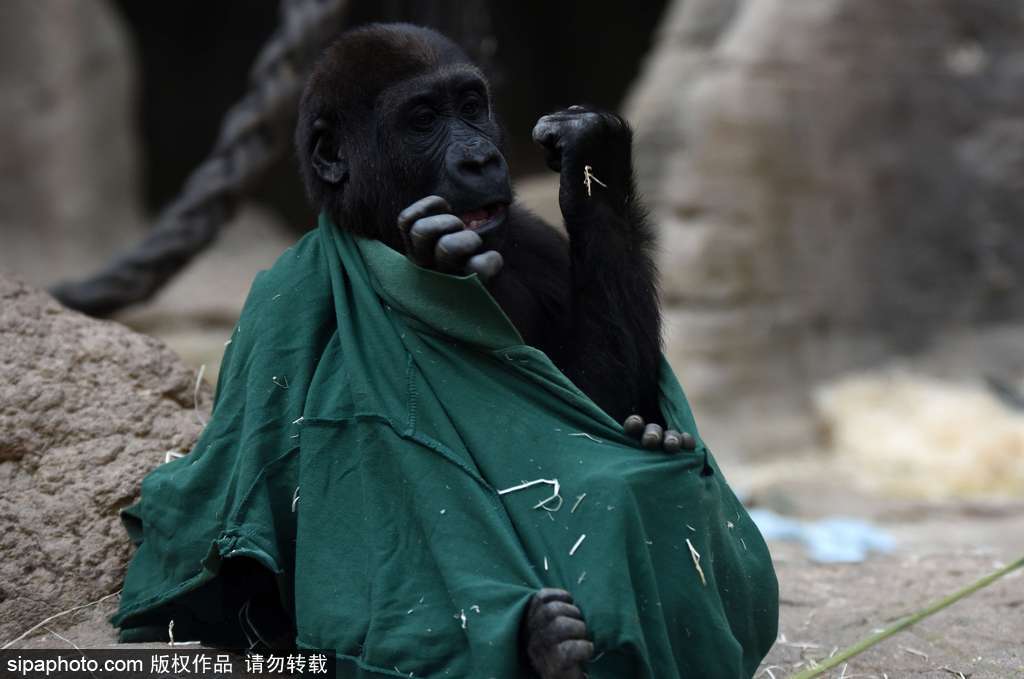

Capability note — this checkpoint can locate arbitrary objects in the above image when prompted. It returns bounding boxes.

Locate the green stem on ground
[786,554,1024,679]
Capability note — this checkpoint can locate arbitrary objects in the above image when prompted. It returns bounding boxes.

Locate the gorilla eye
[410,108,437,132]
[461,97,484,119]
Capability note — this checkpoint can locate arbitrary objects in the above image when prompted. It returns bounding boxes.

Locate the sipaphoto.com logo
[6,653,144,677]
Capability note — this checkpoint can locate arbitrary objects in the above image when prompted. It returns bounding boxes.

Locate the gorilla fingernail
[641,423,663,450]
[623,415,645,436]
[663,430,682,454]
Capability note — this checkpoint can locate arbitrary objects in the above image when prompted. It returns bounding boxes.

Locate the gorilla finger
[528,589,574,622]
[408,214,465,264]
[539,111,595,128]
[530,601,584,629]
[598,110,629,129]
[544,616,588,641]
[435,230,484,272]
[555,639,595,669]
[641,423,664,450]
[623,415,645,437]
[397,195,452,234]
[663,429,682,454]
[531,120,567,172]
[531,118,562,147]
[533,588,576,606]
[527,617,587,660]
[465,251,503,281]
[527,626,590,668]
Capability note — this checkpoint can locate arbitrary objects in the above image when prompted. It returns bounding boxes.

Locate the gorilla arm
[532,108,664,435]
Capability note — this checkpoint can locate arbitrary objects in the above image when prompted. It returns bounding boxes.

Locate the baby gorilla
[296,23,693,678]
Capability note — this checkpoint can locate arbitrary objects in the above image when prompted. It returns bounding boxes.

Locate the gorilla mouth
[460,203,508,232]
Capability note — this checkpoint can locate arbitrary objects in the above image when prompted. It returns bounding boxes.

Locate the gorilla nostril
[460,148,500,175]
[448,138,506,188]
[459,158,483,175]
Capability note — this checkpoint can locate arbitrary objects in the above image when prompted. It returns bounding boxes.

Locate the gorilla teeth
[460,204,506,230]
[461,209,490,225]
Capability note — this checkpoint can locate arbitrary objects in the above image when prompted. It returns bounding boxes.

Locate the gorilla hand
[524,588,594,679]
[622,415,697,454]
[532,106,632,222]
[397,195,504,282]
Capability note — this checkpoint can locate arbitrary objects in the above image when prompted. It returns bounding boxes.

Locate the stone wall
[625,0,1024,458]
[0,0,142,287]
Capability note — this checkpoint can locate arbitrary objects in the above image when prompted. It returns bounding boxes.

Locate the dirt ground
[763,548,1023,678]
[746,467,1024,679]
[9,493,1022,679]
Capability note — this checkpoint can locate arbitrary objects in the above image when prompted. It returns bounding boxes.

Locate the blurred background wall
[0,1,143,282]
[626,0,1024,460]
[1,0,1022,479]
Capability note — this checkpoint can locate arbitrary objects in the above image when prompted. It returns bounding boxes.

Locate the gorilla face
[296,24,511,253]
[379,65,512,251]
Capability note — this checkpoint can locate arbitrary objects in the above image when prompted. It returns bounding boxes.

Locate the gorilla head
[296,24,511,253]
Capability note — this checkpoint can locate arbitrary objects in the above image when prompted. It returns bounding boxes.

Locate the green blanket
[113,215,778,678]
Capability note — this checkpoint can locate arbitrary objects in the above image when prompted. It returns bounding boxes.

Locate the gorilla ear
[310,119,348,185]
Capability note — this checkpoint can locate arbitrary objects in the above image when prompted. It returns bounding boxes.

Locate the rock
[624,0,1024,460]
[0,274,208,646]
[0,0,143,288]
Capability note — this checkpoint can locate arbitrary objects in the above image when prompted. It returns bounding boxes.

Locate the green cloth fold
[113,215,778,678]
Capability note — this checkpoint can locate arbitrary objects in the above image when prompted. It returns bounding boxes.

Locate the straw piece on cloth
[113,214,778,678]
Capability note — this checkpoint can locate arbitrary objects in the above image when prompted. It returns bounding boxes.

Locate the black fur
[296,23,662,426]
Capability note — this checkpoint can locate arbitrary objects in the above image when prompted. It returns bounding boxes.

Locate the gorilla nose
[457,142,502,176]
[448,140,510,201]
